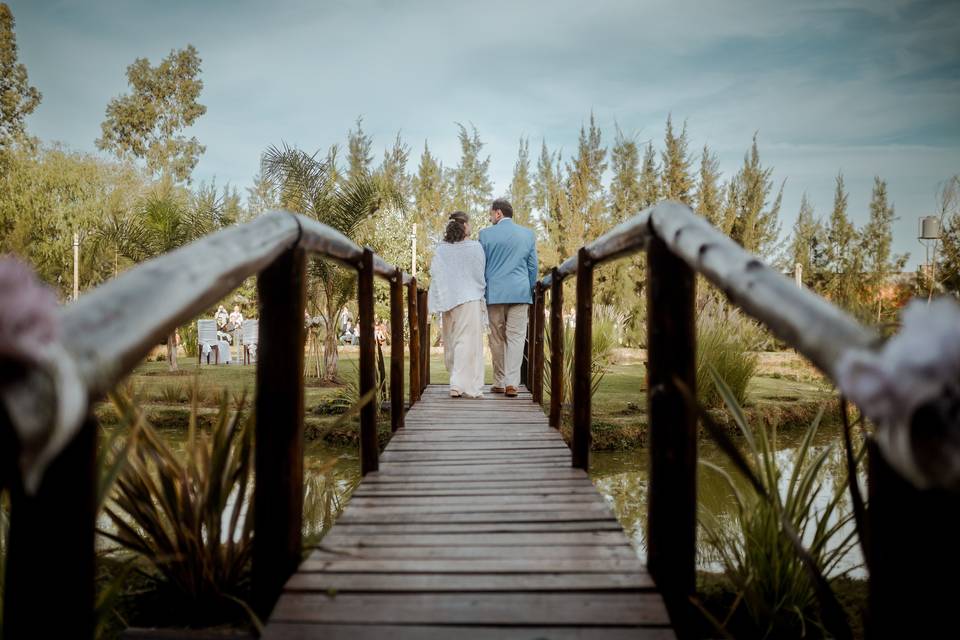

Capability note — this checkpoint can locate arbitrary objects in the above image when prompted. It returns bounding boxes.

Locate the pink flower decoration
[0,255,61,367]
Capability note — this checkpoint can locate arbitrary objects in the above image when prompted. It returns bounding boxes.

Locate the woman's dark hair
[443,211,469,242]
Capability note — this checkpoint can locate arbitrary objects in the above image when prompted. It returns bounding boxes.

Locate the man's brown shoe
[490,386,505,393]
[505,386,518,397]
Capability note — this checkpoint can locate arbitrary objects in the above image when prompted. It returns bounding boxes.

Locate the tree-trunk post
[645,232,697,631]
[572,248,594,471]
[521,304,532,387]
[532,283,546,405]
[252,246,306,619]
[867,441,960,638]
[358,248,378,475]
[4,415,97,639]
[418,289,429,393]
[407,278,420,405]
[390,269,405,432]
[549,268,564,429]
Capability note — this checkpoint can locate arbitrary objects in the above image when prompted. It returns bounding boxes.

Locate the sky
[10,0,960,269]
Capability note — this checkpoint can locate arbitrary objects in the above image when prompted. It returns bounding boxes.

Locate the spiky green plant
[696,300,763,408]
[543,304,619,410]
[697,370,861,639]
[99,387,256,627]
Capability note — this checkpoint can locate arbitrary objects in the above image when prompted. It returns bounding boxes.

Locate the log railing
[529,200,952,636]
[0,209,431,637]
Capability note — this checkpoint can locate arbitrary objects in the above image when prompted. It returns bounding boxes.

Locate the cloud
[9,0,960,268]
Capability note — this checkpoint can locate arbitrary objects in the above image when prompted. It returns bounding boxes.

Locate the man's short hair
[491,198,513,218]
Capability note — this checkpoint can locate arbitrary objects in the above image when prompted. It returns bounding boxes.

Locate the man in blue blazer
[478,199,538,397]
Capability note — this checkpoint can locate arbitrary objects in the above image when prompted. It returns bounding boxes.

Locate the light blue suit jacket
[478,218,538,304]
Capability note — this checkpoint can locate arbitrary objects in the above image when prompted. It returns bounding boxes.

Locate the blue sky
[10,0,960,268]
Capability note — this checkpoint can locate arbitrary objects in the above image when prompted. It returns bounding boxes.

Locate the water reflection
[103,422,863,578]
[590,426,866,577]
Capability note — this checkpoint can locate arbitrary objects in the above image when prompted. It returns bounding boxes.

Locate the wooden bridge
[264,385,672,638]
[2,201,953,639]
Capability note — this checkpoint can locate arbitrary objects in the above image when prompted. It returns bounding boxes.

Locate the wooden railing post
[867,441,960,638]
[521,305,532,387]
[407,278,420,404]
[418,289,429,392]
[4,415,97,639]
[645,232,697,628]
[532,283,546,405]
[572,248,593,470]
[253,246,306,618]
[390,269,405,432]
[358,248,378,475]
[549,268,564,429]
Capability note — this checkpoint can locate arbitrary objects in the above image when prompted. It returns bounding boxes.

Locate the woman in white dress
[428,212,486,398]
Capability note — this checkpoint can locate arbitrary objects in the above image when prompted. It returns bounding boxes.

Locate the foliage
[544,304,620,411]
[0,2,41,150]
[787,193,829,291]
[449,123,493,220]
[934,175,960,298]
[725,134,783,259]
[696,300,762,408]
[698,373,862,639]
[261,141,398,380]
[660,114,694,204]
[0,144,145,299]
[97,45,206,183]
[99,388,257,627]
[508,137,535,228]
[696,144,723,227]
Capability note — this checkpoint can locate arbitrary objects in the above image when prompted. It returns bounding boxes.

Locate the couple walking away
[428,199,538,399]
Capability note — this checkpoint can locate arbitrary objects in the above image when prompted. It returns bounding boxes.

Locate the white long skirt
[441,299,485,398]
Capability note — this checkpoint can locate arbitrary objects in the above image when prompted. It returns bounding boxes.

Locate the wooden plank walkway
[263,385,673,639]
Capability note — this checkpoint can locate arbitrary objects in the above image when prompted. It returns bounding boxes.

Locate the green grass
[107,348,832,450]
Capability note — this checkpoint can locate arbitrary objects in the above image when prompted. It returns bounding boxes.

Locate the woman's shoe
[449,389,462,398]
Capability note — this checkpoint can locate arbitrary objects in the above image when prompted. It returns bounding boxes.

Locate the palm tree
[97,181,220,371]
[261,143,402,381]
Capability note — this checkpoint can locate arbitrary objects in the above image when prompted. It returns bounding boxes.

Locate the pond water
[103,420,865,579]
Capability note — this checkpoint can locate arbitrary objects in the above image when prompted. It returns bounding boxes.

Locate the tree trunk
[322,301,341,382]
[167,332,178,372]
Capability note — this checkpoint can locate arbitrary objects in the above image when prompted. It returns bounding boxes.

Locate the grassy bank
[100,348,835,451]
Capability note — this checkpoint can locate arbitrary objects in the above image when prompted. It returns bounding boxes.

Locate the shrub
[696,299,763,408]
[155,381,186,404]
[544,304,619,411]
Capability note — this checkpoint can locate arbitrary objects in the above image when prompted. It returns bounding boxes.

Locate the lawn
[101,346,834,450]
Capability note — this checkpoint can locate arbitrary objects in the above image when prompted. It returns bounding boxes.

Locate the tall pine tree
[824,173,863,311]
[450,123,492,220]
[862,176,907,321]
[696,144,722,226]
[659,115,694,205]
[411,141,447,274]
[787,193,828,291]
[638,142,660,208]
[509,137,535,227]
[728,135,783,258]
[609,126,642,223]
[345,116,373,185]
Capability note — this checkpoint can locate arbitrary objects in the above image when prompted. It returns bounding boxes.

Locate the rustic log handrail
[532,199,888,632]
[1,208,423,636]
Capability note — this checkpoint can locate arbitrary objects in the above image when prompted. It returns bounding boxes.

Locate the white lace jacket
[428,240,486,314]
